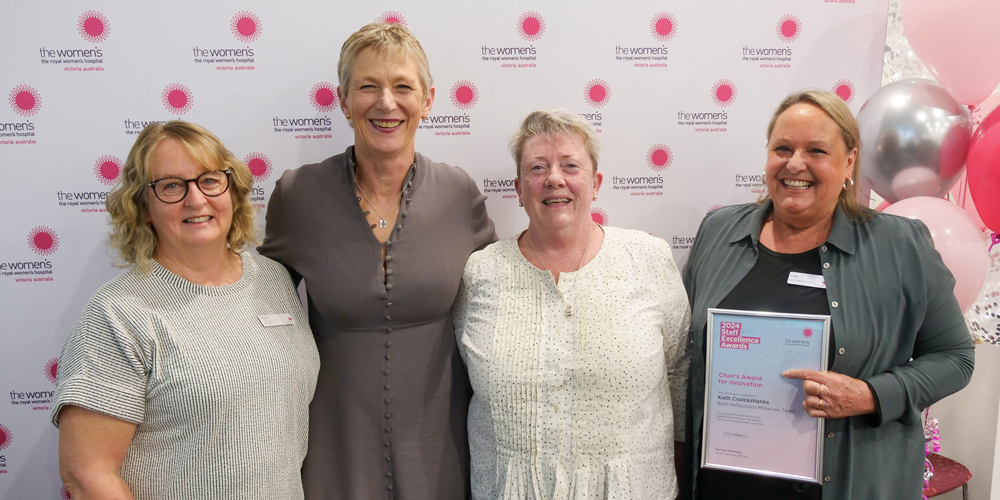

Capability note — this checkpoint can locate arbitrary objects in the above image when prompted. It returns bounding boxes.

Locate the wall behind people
[0,1,887,497]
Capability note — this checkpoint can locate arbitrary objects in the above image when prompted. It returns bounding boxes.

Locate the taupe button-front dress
[260,146,495,500]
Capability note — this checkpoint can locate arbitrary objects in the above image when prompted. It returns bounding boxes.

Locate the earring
[593,196,598,201]
[843,178,854,191]
[345,114,351,122]
[518,201,523,207]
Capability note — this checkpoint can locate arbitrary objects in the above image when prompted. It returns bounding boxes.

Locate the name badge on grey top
[258,314,295,327]
[787,272,826,289]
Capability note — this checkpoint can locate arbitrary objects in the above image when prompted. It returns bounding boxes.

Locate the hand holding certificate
[782,368,876,419]
[701,309,830,483]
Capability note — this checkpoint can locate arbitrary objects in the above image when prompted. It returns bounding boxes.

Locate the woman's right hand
[58,405,138,500]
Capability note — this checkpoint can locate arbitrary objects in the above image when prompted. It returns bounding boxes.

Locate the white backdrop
[0,1,888,497]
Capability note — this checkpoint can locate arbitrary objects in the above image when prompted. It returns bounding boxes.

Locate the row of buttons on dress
[382,176,413,498]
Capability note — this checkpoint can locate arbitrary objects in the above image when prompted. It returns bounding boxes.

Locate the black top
[697,243,831,500]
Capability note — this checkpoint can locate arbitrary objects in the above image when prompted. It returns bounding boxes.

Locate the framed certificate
[701,308,831,483]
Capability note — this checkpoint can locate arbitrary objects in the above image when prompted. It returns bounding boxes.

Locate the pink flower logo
[450,80,479,110]
[162,83,193,115]
[94,155,122,186]
[78,11,110,43]
[647,144,673,172]
[310,82,338,112]
[45,358,59,384]
[9,85,41,117]
[28,226,59,256]
[591,207,608,226]
[0,424,11,450]
[833,79,856,104]
[584,79,611,108]
[231,11,262,43]
[517,12,545,41]
[776,15,801,43]
[803,328,814,338]
[377,11,407,26]
[650,13,677,42]
[712,79,737,107]
[244,152,273,182]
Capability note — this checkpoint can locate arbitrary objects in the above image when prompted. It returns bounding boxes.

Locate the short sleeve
[52,294,150,427]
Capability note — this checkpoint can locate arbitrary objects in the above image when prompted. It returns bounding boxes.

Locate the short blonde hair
[764,90,872,222]
[509,110,601,178]
[106,121,257,272]
[338,23,433,99]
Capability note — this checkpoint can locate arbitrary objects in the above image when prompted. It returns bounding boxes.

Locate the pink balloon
[968,106,1000,233]
[883,197,988,312]
[902,0,1000,105]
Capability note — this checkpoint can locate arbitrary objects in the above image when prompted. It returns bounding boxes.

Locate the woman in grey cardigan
[683,90,973,499]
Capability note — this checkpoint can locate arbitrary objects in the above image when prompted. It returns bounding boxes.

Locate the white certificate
[702,308,831,483]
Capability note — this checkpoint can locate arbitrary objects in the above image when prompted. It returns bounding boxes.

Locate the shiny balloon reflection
[858,79,971,203]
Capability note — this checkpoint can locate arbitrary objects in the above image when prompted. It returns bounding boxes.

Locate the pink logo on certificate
[719,321,761,349]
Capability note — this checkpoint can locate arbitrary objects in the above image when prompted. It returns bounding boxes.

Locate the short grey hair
[509,109,601,177]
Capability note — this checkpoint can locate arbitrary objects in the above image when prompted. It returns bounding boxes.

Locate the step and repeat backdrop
[0,0,887,497]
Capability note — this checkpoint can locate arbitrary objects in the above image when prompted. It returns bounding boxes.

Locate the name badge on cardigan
[258,314,295,327]
[787,272,826,289]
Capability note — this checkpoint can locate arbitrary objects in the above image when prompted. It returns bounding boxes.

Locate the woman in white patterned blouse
[454,110,691,500]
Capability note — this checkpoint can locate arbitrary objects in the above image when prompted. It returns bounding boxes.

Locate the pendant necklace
[526,223,594,317]
[356,173,405,229]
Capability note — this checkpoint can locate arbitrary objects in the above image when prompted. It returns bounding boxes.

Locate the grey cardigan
[682,201,974,500]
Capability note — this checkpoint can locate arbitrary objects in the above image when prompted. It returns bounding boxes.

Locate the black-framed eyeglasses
[147,169,232,204]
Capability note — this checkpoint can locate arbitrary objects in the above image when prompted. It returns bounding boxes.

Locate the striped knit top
[52,252,320,500]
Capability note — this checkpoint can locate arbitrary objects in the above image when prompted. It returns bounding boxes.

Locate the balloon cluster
[966,232,1000,345]
[856,0,999,320]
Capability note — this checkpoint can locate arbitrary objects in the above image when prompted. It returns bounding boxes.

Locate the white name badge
[258,314,295,327]
[787,272,826,289]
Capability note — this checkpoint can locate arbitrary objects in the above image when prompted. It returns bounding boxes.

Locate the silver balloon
[857,78,971,203]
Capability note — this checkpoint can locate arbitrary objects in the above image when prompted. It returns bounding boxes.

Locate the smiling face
[339,47,435,164]
[145,138,233,263]
[515,132,602,234]
[765,103,856,228]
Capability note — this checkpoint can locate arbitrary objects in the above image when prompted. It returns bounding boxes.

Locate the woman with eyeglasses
[52,121,320,500]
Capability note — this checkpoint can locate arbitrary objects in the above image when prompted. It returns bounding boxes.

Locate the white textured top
[52,252,320,500]
[455,226,691,500]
